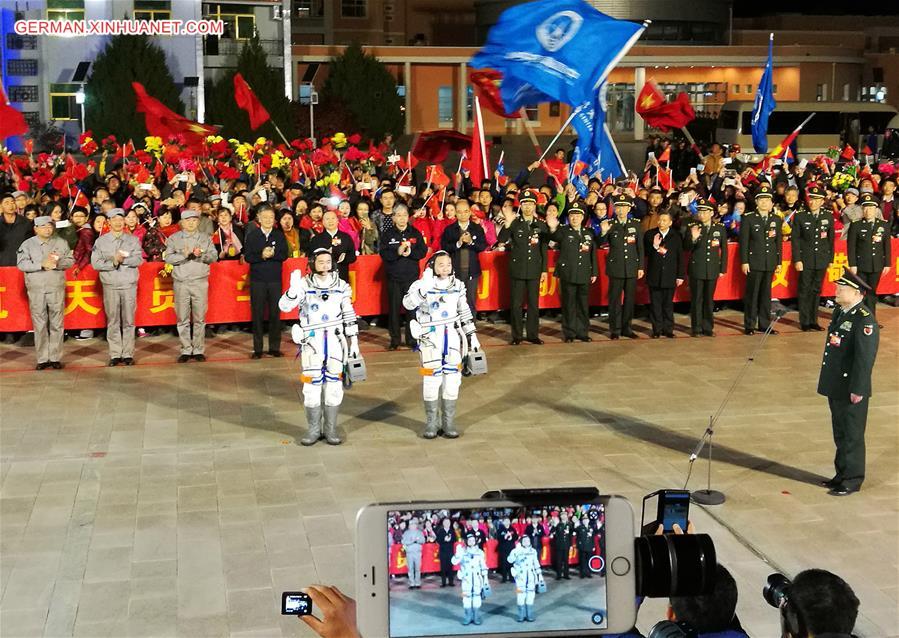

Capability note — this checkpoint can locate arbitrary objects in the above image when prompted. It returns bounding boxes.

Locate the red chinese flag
[658,166,673,191]
[411,131,471,164]
[840,144,856,160]
[469,69,520,119]
[233,73,270,131]
[0,85,28,140]
[468,97,488,186]
[72,188,90,209]
[657,146,671,163]
[636,82,696,133]
[132,82,216,148]
[636,81,666,115]
[426,164,451,189]
[861,144,872,156]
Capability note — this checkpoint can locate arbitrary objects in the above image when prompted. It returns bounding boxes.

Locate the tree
[84,35,183,142]
[206,36,297,142]
[321,43,403,143]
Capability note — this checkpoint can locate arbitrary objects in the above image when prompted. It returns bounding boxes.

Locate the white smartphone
[355,494,636,637]
[647,151,655,160]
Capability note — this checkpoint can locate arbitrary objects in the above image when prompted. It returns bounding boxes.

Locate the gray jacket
[16,235,74,290]
[401,529,426,555]
[164,230,217,281]
[91,232,144,289]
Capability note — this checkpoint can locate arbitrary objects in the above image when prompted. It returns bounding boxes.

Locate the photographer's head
[783,569,859,638]
[668,564,739,635]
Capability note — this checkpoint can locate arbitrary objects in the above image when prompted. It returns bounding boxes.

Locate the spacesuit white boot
[423,400,440,439]
[301,406,322,446]
[323,404,342,445]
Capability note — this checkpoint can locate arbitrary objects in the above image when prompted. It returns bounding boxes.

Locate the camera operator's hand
[300,585,361,638]
[655,521,695,535]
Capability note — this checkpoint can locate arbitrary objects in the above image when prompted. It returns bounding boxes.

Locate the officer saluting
[847,192,891,316]
[546,201,597,343]
[685,198,727,337]
[817,270,879,496]
[497,191,548,345]
[16,216,74,369]
[792,185,834,331]
[740,183,782,335]
[598,193,644,340]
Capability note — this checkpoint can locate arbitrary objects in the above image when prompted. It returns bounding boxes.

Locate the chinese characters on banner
[0,240,896,332]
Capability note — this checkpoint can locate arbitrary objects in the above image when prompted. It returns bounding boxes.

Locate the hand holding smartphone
[641,489,690,536]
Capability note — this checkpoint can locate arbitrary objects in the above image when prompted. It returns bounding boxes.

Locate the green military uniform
[549,517,573,579]
[550,202,597,342]
[791,186,834,331]
[685,199,728,336]
[600,194,644,339]
[847,193,891,316]
[16,216,75,368]
[575,521,595,578]
[739,184,783,333]
[817,271,879,495]
[164,211,218,358]
[497,193,548,344]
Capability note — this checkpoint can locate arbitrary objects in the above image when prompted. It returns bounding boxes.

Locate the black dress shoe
[744,329,755,336]
[664,332,675,338]
[811,325,824,331]
[576,336,592,342]
[768,329,779,335]
[703,331,714,337]
[108,358,121,367]
[123,358,134,366]
[651,333,660,339]
[623,331,638,339]
[36,362,49,370]
[610,334,620,340]
[177,354,191,363]
[800,325,810,332]
[527,338,544,345]
[819,477,840,488]
[387,343,399,351]
[251,352,262,360]
[49,361,63,369]
[828,485,859,496]
[193,354,206,362]
[511,338,522,345]
[564,337,575,343]
[268,350,283,357]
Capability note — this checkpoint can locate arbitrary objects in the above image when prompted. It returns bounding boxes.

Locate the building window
[6,34,38,49]
[549,101,560,117]
[134,0,172,21]
[341,0,366,18]
[8,85,39,103]
[772,84,777,95]
[47,0,85,21]
[438,86,453,125]
[22,112,41,128]
[732,85,739,94]
[205,5,256,40]
[7,59,38,76]
[816,83,827,101]
[745,84,752,94]
[525,105,539,122]
[842,83,851,101]
[50,84,80,120]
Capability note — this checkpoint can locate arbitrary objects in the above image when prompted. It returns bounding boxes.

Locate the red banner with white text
[0,239,897,332]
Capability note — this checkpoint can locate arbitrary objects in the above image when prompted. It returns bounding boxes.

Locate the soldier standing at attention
[16,216,74,369]
[546,201,597,343]
[792,185,834,331]
[739,183,782,335]
[847,193,891,317]
[685,198,728,337]
[91,208,144,366]
[497,191,548,345]
[817,271,878,496]
[598,193,644,340]
[165,209,218,362]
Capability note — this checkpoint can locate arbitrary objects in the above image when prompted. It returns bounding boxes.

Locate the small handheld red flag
[0,85,28,140]
[233,73,271,131]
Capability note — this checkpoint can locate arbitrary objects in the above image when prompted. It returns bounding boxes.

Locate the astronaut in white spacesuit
[451,532,490,626]
[279,248,359,446]
[402,251,481,439]
[508,534,546,622]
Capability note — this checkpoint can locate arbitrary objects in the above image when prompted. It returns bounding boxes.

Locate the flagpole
[270,122,291,147]
[536,109,577,165]
[518,108,542,155]
[475,96,489,179]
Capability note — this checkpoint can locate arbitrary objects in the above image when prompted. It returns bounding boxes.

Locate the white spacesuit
[402,251,481,439]
[451,534,489,626]
[508,535,546,622]
[279,249,359,445]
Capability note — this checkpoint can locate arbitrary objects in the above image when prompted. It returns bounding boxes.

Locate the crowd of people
[1,133,895,371]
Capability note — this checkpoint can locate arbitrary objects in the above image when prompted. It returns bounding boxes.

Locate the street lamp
[75,88,86,136]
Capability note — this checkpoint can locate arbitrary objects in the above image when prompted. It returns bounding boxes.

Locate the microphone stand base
[691,489,726,505]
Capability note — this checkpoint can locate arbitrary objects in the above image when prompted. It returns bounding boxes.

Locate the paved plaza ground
[1,307,897,637]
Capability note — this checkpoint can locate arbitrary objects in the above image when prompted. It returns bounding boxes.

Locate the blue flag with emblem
[751,34,777,154]
[570,85,626,181]
[470,0,646,113]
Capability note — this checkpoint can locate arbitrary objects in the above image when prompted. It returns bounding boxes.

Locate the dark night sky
[731,2,892,17]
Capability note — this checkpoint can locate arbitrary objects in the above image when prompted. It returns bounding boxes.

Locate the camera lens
[763,573,792,609]
[635,533,717,597]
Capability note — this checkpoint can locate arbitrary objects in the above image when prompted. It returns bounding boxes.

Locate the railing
[204,38,282,57]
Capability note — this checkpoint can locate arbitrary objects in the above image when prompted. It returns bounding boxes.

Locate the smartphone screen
[281,592,311,615]
[385,503,607,637]
[660,492,690,533]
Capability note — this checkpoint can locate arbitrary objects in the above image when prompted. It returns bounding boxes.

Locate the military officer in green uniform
[498,191,548,345]
[16,216,74,369]
[817,270,879,496]
[598,193,644,340]
[546,201,597,343]
[740,183,783,335]
[847,192,891,316]
[792,185,834,331]
[685,198,727,337]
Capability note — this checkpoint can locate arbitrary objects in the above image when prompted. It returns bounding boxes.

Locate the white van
[717,101,898,158]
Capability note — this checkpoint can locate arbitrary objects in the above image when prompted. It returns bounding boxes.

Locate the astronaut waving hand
[279,248,360,446]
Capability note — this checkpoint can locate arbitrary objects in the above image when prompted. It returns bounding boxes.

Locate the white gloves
[289,270,303,291]
[349,336,360,359]
[291,323,305,344]
[469,334,481,352]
